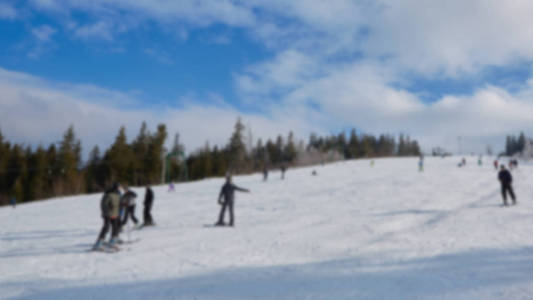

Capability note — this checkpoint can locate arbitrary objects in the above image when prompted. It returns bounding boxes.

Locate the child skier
[215,174,250,227]
[121,188,139,228]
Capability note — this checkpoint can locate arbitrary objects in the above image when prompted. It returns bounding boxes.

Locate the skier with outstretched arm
[215,175,250,227]
[498,164,516,206]
[92,182,122,251]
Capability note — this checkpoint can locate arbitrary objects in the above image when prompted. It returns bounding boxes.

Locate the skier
[477,156,482,166]
[143,186,155,226]
[493,160,499,170]
[92,182,122,250]
[168,182,175,192]
[498,165,516,206]
[215,174,250,226]
[280,164,287,180]
[263,166,268,181]
[10,196,16,208]
[121,188,139,228]
[418,156,424,172]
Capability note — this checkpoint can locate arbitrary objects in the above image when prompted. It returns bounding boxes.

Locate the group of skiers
[92,154,520,251]
[92,184,155,251]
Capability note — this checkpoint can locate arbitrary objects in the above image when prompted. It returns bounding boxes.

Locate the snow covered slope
[2,157,533,299]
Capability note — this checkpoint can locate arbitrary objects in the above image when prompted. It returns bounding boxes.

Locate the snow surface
[2,157,533,299]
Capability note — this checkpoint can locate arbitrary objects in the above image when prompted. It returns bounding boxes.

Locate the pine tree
[284,131,297,164]
[227,118,246,172]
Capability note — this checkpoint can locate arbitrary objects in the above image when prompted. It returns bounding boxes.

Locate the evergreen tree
[348,129,359,158]
[284,131,297,164]
[227,118,246,172]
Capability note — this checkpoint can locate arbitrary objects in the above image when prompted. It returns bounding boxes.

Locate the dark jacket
[218,182,249,204]
[498,169,513,186]
[100,189,121,218]
[144,187,154,207]
[121,190,137,207]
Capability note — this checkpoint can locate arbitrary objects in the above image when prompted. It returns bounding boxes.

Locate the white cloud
[74,20,114,41]
[0,68,322,159]
[0,3,18,19]
[31,25,56,42]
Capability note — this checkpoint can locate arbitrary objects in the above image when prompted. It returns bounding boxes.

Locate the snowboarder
[10,196,16,208]
[280,164,287,180]
[92,182,122,250]
[498,165,516,206]
[143,186,155,226]
[121,188,139,228]
[215,175,250,226]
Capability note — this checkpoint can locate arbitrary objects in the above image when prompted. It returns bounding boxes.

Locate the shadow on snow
[7,247,533,300]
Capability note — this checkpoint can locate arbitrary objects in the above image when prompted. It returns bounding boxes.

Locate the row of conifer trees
[0,118,421,205]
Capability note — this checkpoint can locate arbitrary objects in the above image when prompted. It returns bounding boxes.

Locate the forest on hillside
[0,118,421,205]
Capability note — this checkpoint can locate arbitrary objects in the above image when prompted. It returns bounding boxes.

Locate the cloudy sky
[2,0,533,157]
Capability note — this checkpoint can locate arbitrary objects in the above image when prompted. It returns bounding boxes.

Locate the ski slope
[2,156,533,299]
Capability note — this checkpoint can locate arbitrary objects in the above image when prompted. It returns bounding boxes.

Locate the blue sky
[2,1,533,157]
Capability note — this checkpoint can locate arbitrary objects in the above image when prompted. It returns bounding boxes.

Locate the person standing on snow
[143,186,155,226]
[121,188,139,228]
[263,165,268,181]
[215,175,250,227]
[418,156,424,172]
[498,165,516,206]
[10,196,16,208]
[93,182,122,250]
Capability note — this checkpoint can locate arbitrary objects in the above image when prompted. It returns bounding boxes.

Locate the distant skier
[280,165,287,180]
[263,166,268,181]
[477,156,482,166]
[10,196,16,208]
[143,186,155,226]
[215,175,250,227]
[168,182,175,192]
[93,182,122,250]
[312,170,317,176]
[370,160,375,167]
[121,188,139,228]
[493,160,499,170]
[418,156,424,172]
[498,165,516,206]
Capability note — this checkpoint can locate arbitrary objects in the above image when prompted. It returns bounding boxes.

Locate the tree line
[0,118,421,205]
[504,132,526,156]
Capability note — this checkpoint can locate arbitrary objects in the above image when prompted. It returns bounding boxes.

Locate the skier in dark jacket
[93,182,122,250]
[263,166,268,181]
[143,186,155,226]
[121,189,139,228]
[498,165,516,206]
[215,175,250,226]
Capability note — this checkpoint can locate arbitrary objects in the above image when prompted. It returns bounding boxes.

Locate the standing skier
[10,196,16,208]
[280,165,287,180]
[121,188,139,228]
[418,156,424,172]
[263,165,268,181]
[143,186,155,226]
[498,165,516,206]
[93,182,122,250]
[215,175,250,226]
[493,160,499,170]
